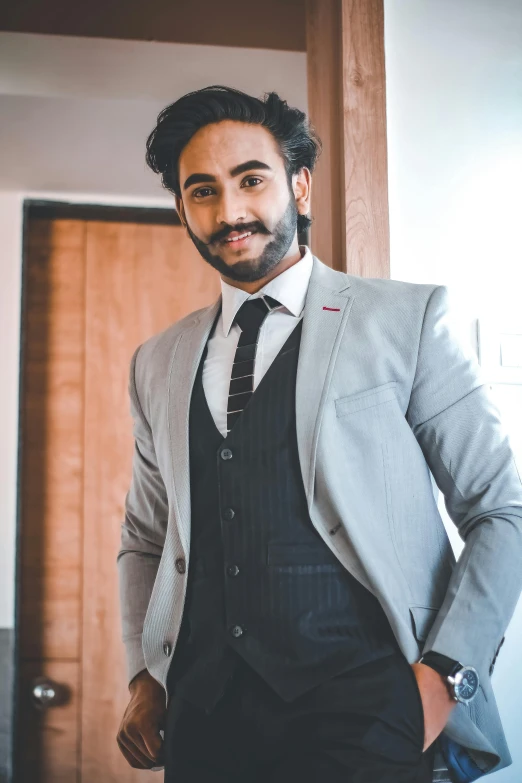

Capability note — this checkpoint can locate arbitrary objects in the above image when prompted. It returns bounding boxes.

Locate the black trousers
[164,650,436,783]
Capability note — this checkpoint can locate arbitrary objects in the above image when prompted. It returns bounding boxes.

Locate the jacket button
[230,625,244,638]
[175,558,186,574]
[220,448,233,460]
[223,507,235,520]
[226,564,240,577]
[163,642,172,656]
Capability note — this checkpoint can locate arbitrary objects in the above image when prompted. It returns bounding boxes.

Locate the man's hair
[145,85,322,234]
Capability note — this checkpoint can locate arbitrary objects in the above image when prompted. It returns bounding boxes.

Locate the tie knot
[233,295,282,332]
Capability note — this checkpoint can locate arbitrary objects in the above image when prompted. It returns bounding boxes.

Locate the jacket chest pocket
[335,381,398,418]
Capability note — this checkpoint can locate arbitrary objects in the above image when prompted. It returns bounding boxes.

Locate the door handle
[31,676,69,710]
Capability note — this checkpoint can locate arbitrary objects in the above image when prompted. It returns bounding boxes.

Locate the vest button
[223,507,235,520]
[230,625,245,638]
[163,642,172,656]
[220,448,233,460]
[175,558,186,574]
[226,564,240,577]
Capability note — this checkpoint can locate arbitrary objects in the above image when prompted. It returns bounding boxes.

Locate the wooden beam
[306,0,390,278]
[305,0,345,272]
[0,0,306,52]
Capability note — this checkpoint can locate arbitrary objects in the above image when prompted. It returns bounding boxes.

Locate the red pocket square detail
[323,307,341,311]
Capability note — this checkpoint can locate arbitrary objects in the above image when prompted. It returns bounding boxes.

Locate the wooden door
[16,211,220,782]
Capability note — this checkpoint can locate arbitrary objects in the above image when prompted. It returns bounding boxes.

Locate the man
[116,85,522,782]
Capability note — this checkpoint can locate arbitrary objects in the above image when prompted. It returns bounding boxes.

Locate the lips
[222,229,257,244]
[219,230,260,251]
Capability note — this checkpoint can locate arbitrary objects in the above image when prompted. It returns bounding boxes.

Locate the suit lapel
[168,297,221,554]
[296,257,354,506]
[168,255,354,553]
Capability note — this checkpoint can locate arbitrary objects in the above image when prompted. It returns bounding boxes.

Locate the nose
[215,187,247,230]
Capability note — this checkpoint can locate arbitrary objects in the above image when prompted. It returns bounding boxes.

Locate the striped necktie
[226,294,282,434]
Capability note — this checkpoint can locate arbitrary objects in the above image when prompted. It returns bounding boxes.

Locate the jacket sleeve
[117,344,168,685]
[406,285,522,681]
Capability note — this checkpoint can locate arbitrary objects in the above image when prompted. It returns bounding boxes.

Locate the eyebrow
[182,159,273,192]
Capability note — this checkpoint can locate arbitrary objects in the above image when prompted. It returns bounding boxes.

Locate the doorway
[14,201,220,781]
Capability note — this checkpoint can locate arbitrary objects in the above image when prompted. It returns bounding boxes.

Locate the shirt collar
[220,245,313,337]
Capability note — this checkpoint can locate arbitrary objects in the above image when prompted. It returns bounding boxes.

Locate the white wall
[385,1,522,780]
[385,0,522,306]
[0,32,307,195]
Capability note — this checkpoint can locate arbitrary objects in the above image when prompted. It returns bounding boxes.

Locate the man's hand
[116,669,166,769]
[411,662,457,752]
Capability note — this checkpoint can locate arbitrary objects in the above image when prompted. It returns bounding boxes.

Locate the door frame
[12,199,183,782]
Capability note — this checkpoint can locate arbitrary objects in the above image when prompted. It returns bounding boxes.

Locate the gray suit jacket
[118,255,522,776]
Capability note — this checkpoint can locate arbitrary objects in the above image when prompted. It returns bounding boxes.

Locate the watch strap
[420,651,462,678]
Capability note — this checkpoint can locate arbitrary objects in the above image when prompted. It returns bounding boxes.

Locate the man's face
[176,120,309,283]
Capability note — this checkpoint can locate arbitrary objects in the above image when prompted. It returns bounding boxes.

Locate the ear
[174,195,187,228]
[293,167,312,217]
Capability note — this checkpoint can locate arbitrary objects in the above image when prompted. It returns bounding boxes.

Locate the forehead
[179,120,284,178]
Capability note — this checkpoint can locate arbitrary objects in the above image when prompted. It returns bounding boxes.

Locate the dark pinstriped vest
[166,313,398,714]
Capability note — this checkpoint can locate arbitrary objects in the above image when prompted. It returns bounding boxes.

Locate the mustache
[208,223,269,246]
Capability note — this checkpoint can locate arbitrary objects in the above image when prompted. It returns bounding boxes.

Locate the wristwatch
[419,651,479,704]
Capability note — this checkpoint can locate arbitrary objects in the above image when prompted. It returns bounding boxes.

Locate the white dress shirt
[202,245,314,438]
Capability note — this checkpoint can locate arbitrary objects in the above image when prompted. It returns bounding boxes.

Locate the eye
[192,187,214,199]
[192,177,262,199]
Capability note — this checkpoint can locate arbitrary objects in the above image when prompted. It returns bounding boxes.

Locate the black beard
[184,196,299,283]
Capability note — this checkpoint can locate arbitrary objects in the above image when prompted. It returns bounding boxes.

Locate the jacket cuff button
[163,642,172,657]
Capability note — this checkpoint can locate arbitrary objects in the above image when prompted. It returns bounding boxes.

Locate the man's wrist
[419,652,480,704]
[129,668,154,691]
[416,660,455,702]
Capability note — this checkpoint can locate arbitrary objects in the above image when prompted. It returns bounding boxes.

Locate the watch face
[454,667,479,702]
